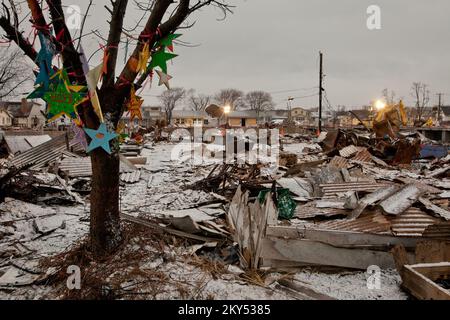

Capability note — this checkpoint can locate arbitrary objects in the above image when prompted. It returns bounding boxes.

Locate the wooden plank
[266,225,420,249]
[415,240,450,263]
[120,213,221,243]
[402,264,450,300]
[413,262,450,281]
[261,237,401,269]
[391,244,410,277]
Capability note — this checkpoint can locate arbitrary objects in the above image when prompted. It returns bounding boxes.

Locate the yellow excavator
[372,100,408,138]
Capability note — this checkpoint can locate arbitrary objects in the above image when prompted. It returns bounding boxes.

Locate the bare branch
[102,0,129,88]
[118,0,174,88]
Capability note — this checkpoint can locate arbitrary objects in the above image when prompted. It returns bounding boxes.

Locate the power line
[269,87,319,95]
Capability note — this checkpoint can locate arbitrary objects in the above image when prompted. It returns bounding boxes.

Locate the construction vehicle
[372,100,408,138]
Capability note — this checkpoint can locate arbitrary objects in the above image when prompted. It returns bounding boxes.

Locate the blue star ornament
[84,123,118,154]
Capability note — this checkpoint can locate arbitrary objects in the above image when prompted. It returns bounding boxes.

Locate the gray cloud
[13,0,450,109]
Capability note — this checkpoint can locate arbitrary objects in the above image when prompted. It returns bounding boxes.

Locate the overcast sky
[7,0,450,109]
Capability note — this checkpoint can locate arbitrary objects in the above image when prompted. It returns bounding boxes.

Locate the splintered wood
[227,186,277,269]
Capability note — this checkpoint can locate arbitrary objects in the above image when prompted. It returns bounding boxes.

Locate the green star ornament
[157,33,181,52]
[43,81,85,122]
[147,50,177,74]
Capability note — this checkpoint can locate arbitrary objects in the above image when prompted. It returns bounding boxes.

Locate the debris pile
[221,128,450,298]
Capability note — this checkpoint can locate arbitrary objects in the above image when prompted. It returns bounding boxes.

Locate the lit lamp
[222,105,231,127]
[375,100,386,111]
[223,105,231,114]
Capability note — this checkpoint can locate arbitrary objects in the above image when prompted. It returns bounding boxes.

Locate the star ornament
[148,50,177,74]
[43,81,85,122]
[137,42,151,74]
[157,33,181,52]
[84,123,118,154]
[127,86,144,122]
[155,69,172,90]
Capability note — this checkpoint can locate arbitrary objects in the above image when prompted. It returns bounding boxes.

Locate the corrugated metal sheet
[10,134,81,169]
[328,156,349,169]
[4,135,51,155]
[295,201,348,219]
[120,170,141,183]
[318,211,392,235]
[352,148,372,163]
[422,222,450,239]
[59,157,92,177]
[59,156,137,178]
[339,145,359,158]
[389,207,439,237]
[320,181,392,197]
[317,208,442,237]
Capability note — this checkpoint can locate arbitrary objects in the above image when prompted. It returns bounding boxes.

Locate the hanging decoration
[43,79,85,122]
[147,50,177,74]
[155,69,172,90]
[86,64,105,122]
[84,123,118,154]
[29,32,56,98]
[71,121,88,150]
[127,85,143,122]
[137,42,150,74]
[157,33,181,52]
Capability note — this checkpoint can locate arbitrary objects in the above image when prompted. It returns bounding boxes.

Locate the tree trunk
[90,148,122,257]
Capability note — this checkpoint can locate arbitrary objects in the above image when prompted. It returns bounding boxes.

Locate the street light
[375,100,386,111]
[223,105,231,114]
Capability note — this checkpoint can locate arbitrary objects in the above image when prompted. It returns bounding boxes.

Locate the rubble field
[1,127,449,300]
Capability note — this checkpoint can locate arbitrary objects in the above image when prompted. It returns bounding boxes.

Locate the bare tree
[0,48,32,99]
[410,82,430,121]
[214,88,243,110]
[0,0,233,257]
[382,88,396,105]
[160,87,185,123]
[244,90,274,119]
[187,89,210,111]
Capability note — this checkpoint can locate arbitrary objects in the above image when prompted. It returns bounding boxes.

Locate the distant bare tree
[410,82,430,121]
[187,89,210,111]
[382,88,396,105]
[0,48,32,99]
[159,87,185,123]
[244,90,274,119]
[214,88,243,110]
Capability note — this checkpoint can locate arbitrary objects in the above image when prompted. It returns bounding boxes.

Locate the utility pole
[287,97,294,121]
[437,93,443,125]
[318,51,324,133]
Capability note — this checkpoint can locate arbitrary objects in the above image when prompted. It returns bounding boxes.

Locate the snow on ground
[0,142,408,300]
[293,268,407,300]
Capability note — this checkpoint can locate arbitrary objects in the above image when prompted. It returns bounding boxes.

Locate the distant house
[290,107,312,123]
[309,108,333,126]
[171,110,218,128]
[0,106,13,128]
[261,109,289,123]
[226,110,258,127]
[1,99,45,128]
[335,110,352,127]
[142,106,165,127]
